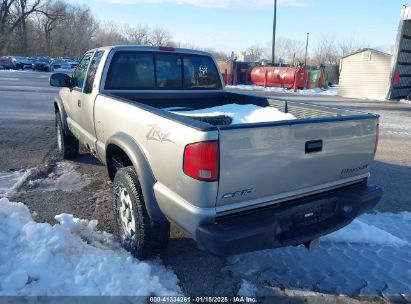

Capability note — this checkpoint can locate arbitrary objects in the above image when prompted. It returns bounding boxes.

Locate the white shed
[338,48,393,100]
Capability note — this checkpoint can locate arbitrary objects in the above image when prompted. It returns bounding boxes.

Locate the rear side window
[183,55,221,89]
[105,51,222,90]
[84,51,104,94]
[105,52,155,90]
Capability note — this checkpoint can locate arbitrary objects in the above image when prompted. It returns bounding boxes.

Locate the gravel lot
[0,71,410,302]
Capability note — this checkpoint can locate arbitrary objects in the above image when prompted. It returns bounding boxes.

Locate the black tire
[112,167,170,260]
[55,112,79,159]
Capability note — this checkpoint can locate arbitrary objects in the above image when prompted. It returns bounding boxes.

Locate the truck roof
[92,45,213,57]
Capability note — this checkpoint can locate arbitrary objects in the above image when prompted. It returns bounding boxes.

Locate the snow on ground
[29,161,90,192]
[170,104,295,124]
[0,68,74,73]
[226,212,411,296]
[322,217,410,246]
[0,198,181,296]
[226,84,339,96]
[238,280,257,297]
[0,69,29,72]
[0,169,32,197]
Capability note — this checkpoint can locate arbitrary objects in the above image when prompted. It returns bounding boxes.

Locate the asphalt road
[0,70,410,301]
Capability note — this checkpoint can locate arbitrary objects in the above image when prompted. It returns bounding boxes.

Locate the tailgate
[216,117,378,208]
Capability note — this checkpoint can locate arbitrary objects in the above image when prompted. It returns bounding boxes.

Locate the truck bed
[108,91,371,126]
[106,91,378,214]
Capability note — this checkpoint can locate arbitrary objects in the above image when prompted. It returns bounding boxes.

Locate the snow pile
[227,212,411,296]
[171,104,295,124]
[226,85,339,96]
[238,280,257,297]
[0,69,23,73]
[0,198,181,296]
[322,218,410,246]
[29,161,90,192]
[0,169,32,197]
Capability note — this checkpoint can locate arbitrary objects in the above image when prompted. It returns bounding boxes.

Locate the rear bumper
[196,182,383,256]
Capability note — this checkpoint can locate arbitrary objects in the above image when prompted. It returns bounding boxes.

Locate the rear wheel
[55,112,79,159]
[112,167,170,260]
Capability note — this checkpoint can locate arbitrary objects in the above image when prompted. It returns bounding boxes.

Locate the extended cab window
[72,52,93,89]
[104,51,222,90]
[105,52,155,89]
[84,51,104,94]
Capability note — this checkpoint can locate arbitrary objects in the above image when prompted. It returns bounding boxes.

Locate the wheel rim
[117,187,136,238]
[56,121,62,152]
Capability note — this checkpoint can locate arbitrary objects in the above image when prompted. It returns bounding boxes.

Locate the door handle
[77,99,81,107]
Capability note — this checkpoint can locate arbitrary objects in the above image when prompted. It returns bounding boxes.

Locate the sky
[68,0,405,55]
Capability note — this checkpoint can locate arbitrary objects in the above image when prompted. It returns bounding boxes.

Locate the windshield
[105,51,222,90]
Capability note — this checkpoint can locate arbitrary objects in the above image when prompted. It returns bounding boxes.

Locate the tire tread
[56,112,79,159]
[113,167,170,259]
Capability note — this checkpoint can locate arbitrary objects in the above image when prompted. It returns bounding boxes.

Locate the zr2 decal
[146,124,173,143]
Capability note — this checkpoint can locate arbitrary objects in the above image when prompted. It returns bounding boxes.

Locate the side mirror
[49,73,71,87]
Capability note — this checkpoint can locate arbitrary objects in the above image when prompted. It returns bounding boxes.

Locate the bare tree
[38,0,65,56]
[55,5,97,57]
[150,26,172,46]
[0,0,18,52]
[275,37,305,64]
[123,23,150,45]
[0,0,42,54]
[312,33,339,65]
[338,37,365,57]
[201,48,228,60]
[173,42,228,59]
[93,21,127,47]
[262,37,305,64]
[15,0,29,53]
[1,0,224,58]
[246,44,264,62]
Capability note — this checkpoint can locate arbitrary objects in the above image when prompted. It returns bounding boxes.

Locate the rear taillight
[183,141,219,181]
[374,123,379,154]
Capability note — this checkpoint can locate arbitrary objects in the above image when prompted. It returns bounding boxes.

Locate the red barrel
[251,66,308,89]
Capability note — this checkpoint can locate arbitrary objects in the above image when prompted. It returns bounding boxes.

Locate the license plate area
[292,199,336,227]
